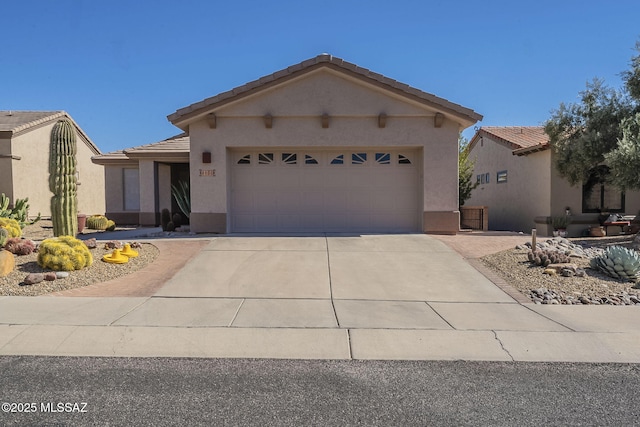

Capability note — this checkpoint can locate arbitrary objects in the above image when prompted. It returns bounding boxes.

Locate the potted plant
[551,216,572,237]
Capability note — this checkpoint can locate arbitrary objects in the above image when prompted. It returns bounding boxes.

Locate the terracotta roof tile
[471,126,550,155]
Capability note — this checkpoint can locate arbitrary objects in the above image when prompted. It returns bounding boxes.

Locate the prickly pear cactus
[0,228,8,247]
[590,246,640,282]
[49,119,78,237]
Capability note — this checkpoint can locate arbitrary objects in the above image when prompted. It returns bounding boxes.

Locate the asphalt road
[1,357,639,426]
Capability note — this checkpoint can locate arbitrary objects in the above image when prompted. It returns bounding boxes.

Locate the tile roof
[123,133,189,155]
[0,110,101,155]
[168,54,483,129]
[471,126,550,156]
[92,134,189,164]
[0,111,66,133]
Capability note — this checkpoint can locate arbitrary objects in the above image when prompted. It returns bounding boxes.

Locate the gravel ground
[481,234,640,305]
[0,220,158,296]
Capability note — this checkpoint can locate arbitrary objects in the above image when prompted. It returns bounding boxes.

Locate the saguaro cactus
[49,119,78,236]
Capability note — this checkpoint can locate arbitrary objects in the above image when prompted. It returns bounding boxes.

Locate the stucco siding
[187,70,462,233]
[0,135,14,201]
[467,136,551,232]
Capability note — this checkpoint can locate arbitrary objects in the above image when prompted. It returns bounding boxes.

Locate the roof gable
[0,110,102,155]
[469,126,550,156]
[168,54,482,130]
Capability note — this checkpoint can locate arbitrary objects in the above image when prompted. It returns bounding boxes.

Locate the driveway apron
[143,234,519,330]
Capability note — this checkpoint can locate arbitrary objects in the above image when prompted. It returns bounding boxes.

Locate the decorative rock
[0,249,16,277]
[561,268,575,277]
[84,238,97,249]
[55,271,70,279]
[23,273,44,285]
[104,240,122,249]
[543,268,557,275]
[44,272,57,281]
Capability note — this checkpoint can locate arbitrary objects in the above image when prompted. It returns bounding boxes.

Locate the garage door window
[258,153,274,164]
[304,154,319,165]
[375,153,391,164]
[282,153,297,164]
[330,154,344,165]
[398,154,412,165]
[237,154,251,165]
[352,153,367,165]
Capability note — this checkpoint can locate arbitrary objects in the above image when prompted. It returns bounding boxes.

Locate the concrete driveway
[3,233,640,362]
[140,234,535,332]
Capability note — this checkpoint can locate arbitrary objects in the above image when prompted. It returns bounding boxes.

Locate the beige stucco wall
[466,136,551,233]
[10,122,105,218]
[0,136,14,201]
[186,69,465,233]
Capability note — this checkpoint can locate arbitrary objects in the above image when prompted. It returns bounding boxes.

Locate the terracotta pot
[589,226,606,237]
[77,214,87,233]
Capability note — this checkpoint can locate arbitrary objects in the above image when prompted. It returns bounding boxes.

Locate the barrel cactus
[37,236,93,271]
[106,219,116,231]
[0,218,22,238]
[49,119,78,237]
[590,246,640,282]
[86,215,109,230]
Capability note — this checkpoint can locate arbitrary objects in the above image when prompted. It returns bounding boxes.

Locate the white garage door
[230,149,421,233]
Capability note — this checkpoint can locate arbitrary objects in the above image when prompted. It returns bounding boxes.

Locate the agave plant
[590,245,640,283]
[171,180,191,219]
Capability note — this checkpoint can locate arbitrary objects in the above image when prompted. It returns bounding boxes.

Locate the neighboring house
[466,126,640,236]
[94,54,482,234]
[0,111,105,218]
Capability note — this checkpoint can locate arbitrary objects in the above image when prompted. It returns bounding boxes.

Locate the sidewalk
[0,232,639,363]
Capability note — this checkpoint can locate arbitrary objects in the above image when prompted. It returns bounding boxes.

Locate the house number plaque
[199,169,216,177]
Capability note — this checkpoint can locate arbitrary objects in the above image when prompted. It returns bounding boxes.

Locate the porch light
[202,152,211,163]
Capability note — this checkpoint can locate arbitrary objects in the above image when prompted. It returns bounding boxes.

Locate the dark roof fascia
[512,144,551,156]
[122,151,189,161]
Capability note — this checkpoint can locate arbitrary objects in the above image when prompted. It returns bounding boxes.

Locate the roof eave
[513,144,551,156]
[168,56,482,130]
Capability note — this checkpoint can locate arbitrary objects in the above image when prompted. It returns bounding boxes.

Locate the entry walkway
[0,233,639,362]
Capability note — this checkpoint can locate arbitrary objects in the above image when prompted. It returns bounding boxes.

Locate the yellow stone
[0,249,15,277]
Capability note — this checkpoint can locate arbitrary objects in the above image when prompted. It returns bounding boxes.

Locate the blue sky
[2,0,639,153]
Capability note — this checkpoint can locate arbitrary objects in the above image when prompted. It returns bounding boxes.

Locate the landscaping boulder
[0,249,15,277]
[44,272,57,281]
[23,273,44,285]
